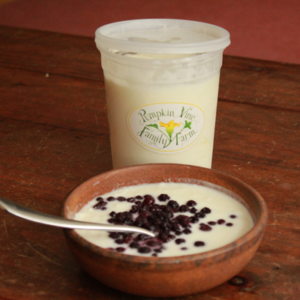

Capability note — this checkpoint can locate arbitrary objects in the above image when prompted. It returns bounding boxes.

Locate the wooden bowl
[62,164,267,297]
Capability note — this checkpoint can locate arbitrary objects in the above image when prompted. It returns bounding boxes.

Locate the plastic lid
[95,19,230,54]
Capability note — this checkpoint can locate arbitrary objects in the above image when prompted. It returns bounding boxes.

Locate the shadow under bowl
[62,164,268,298]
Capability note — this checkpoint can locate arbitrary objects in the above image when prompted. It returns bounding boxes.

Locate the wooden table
[0,25,299,300]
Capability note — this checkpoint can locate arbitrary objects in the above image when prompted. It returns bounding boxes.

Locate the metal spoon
[0,197,155,237]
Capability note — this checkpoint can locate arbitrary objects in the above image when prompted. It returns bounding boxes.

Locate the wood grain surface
[0,25,299,300]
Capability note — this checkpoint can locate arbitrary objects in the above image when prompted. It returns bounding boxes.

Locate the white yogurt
[74,183,254,257]
[104,69,220,169]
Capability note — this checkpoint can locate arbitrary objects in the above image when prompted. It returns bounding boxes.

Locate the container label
[128,103,205,153]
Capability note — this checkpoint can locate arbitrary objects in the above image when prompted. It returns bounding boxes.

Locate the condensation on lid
[95,19,230,54]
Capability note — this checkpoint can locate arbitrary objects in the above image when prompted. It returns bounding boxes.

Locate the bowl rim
[62,164,268,265]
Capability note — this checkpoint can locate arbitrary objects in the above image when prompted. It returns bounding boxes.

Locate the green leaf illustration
[183,121,192,129]
[147,124,158,129]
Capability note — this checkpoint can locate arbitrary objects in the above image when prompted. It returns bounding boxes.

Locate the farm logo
[128,103,205,153]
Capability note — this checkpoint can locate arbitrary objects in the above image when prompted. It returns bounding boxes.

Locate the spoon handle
[0,197,154,237]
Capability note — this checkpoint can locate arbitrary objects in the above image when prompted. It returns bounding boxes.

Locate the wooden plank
[0,118,112,206]
[220,56,300,110]
[0,25,102,81]
[214,101,300,171]
[0,66,107,135]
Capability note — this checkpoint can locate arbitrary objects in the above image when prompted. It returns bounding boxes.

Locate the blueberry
[158,232,169,243]
[195,212,206,219]
[115,212,133,224]
[175,238,185,245]
[108,232,120,239]
[168,234,176,240]
[189,207,198,214]
[186,200,197,207]
[226,223,233,227]
[167,200,179,210]
[107,196,115,201]
[217,219,225,224]
[230,215,237,219]
[138,247,151,254]
[117,196,126,202]
[130,205,139,213]
[170,222,180,232]
[183,228,192,234]
[134,217,146,227]
[129,242,140,249]
[123,235,132,243]
[189,216,199,223]
[93,200,107,209]
[194,241,205,247]
[201,207,211,214]
[161,206,173,218]
[143,195,155,206]
[116,247,125,252]
[199,223,212,231]
[179,205,189,212]
[175,215,190,228]
[208,221,216,225]
[96,197,104,201]
[115,239,124,244]
[158,194,170,201]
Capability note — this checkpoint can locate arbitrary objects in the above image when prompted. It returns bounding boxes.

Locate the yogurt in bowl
[74,182,254,257]
[63,164,267,297]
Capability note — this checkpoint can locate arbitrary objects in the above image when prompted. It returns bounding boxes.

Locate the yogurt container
[95,19,230,169]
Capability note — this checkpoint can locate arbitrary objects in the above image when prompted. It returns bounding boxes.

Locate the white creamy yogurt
[104,69,220,169]
[74,182,254,257]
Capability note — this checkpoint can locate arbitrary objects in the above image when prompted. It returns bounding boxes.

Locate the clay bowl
[62,164,267,298]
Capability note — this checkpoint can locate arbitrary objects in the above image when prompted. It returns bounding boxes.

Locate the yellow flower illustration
[159,120,181,138]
